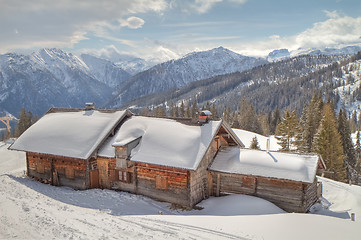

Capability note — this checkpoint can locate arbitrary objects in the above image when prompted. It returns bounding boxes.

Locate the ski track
[1,174,251,239]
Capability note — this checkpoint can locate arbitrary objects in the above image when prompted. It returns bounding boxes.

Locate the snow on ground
[1,141,360,239]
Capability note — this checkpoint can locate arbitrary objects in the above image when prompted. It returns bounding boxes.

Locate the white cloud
[192,0,223,14]
[323,10,340,19]
[180,0,247,14]
[119,17,145,29]
[231,12,361,57]
[0,0,168,53]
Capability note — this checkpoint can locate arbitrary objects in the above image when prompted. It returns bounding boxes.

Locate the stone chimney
[85,102,95,110]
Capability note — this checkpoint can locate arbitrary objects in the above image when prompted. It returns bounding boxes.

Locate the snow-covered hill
[1,141,360,239]
[107,47,268,107]
[84,46,156,75]
[268,45,361,62]
[80,54,131,90]
[334,58,361,117]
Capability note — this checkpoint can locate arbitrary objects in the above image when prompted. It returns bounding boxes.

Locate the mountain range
[0,46,361,120]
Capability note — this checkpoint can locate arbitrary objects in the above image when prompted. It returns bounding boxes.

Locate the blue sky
[1,0,360,61]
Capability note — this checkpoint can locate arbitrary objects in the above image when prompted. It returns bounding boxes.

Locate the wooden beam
[0,114,13,132]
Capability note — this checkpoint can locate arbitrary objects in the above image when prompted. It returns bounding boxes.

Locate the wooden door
[97,159,109,189]
[90,170,99,188]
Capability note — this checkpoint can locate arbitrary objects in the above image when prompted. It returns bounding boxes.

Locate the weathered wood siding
[189,138,220,206]
[135,163,190,206]
[210,171,318,213]
[27,152,88,189]
[210,173,256,196]
[256,177,305,212]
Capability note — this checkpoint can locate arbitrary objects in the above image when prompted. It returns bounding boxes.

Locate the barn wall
[255,177,305,213]
[210,171,318,213]
[135,163,190,206]
[210,172,256,196]
[27,152,88,189]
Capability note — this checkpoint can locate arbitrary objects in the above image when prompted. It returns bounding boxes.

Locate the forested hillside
[121,54,355,113]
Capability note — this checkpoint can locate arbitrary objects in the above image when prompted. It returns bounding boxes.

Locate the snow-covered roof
[232,128,281,151]
[10,110,129,159]
[99,116,224,170]
[210,147,319,183]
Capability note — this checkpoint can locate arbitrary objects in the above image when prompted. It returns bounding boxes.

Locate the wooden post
[216,173,220,197]
[0,114,13,132]
[207,172,213,197]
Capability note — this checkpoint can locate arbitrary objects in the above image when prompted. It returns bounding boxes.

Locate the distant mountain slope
[80,54,131,91]
[107,47,268,107]
[121,54,353,114]
[0,49,129,116]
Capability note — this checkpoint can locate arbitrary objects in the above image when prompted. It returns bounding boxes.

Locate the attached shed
[97,116,243,207]
[9,108,131,189]
[209,147,322,212]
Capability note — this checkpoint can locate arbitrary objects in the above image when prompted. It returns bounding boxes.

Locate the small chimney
[85,102,95,110]
[198,110,212,123]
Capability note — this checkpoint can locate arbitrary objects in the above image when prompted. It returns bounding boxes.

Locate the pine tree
[350,111,358,133]
[270,107,281,134]
[222,107,232,125]
[355,131,361,168]
[140,107,151,116]
[337,109,356,166]
[15,108,33,137]
[237,98,262,134]
[275,109,300,152]
[179,101,185,118]
[313,104,347,182]
[185,104,191,118]
[210,104,218,118]
[231,112,240,128]
[259,113,271,136]
[299,94,323,152]
[250,136,260,150]
[2,129,11,140]
[191,100,199,119]
[169,102,177,118]
[154,106,166,117]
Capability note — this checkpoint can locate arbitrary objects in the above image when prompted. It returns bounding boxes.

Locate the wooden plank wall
[189,138,220,206]
[135,163,190,206]
[27,152,88,189]
[210,171,318,213]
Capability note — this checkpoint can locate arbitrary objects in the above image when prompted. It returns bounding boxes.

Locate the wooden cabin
[9,108,132,189]
[96,116,243,207]
[9,108,322,212]
[209,148,322,212]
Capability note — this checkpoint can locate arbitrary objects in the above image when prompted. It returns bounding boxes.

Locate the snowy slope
[80,54,131,89]
[268,45,361,62]
[0,49,129,116]
[1,141,360,239]
[334,59,361,118]
[107,47,268,107]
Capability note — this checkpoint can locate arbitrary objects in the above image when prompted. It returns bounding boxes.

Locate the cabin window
[155,175,168,190]
[118,171,131,183]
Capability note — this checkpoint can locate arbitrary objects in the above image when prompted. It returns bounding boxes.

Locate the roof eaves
[221,121,245,148]
[192,120,224,171]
